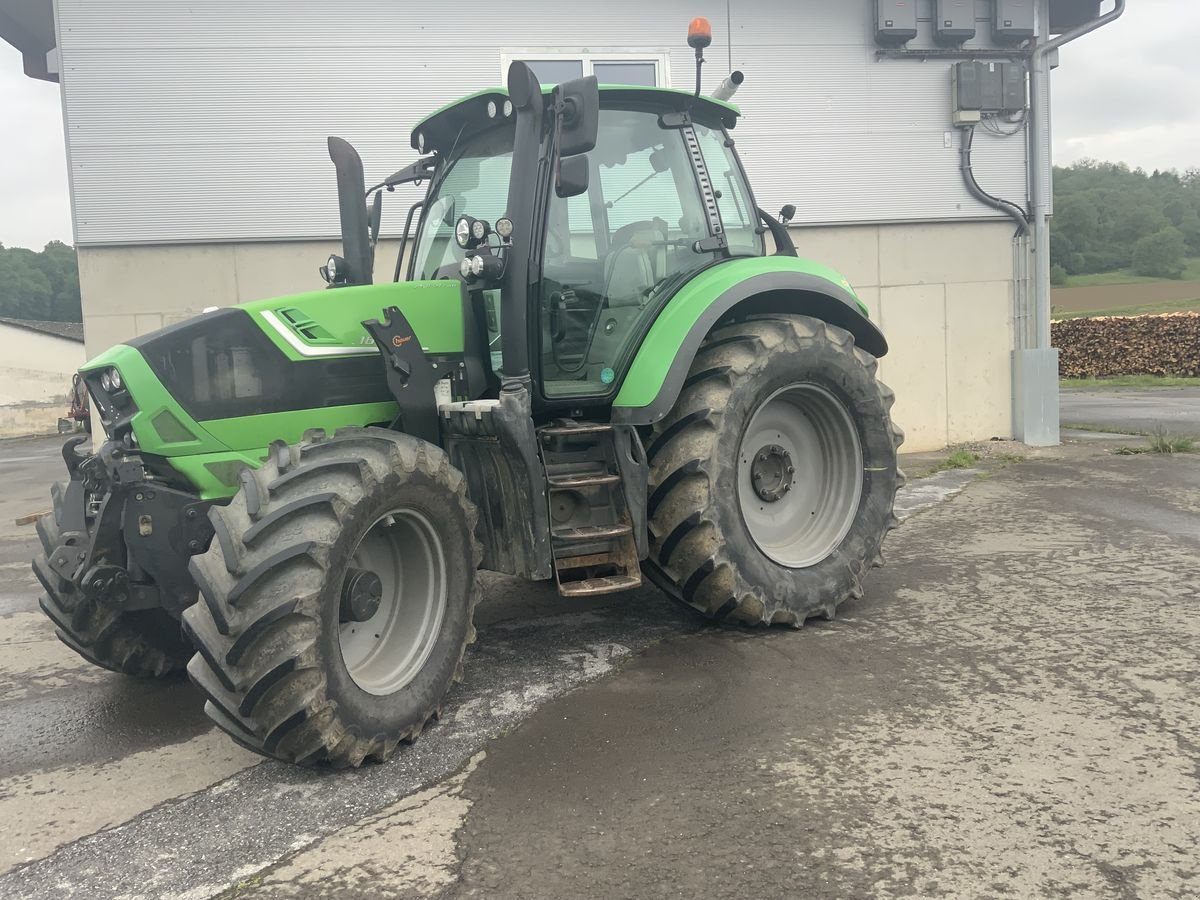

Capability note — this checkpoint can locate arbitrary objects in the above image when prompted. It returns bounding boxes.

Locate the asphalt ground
[1060,386,1200,436]
[1,432,1197,898]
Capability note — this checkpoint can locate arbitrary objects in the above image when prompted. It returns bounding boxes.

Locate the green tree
[1131,227,1187,279]
[1052,159,1200,276]
[0,241,81,322]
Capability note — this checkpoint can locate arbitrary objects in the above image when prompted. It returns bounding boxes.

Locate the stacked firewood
[1054,312,1200,378]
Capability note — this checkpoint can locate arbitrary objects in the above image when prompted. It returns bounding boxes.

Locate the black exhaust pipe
[327,136,374,285]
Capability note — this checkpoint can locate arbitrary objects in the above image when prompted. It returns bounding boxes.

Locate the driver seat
[603,221,666,307]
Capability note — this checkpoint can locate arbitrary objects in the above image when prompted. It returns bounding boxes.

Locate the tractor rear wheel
[33,506,192,677]
[644,314,904,626]
[183,428,481,767]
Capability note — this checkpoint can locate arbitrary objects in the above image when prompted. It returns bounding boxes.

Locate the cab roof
[410,84,741,153]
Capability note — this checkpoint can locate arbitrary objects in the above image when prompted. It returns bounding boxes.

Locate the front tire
[183,428,481,767]
[644,314,904,626]
[33,505,191,678]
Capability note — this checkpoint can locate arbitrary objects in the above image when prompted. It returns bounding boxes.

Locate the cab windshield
[410,124,514,281]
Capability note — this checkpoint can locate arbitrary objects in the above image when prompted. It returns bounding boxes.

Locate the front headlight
[108,367,122,391]
[100,370,113,392]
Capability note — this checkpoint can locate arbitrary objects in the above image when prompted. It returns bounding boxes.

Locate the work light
[455,217,473,248]
[495,217,514,239]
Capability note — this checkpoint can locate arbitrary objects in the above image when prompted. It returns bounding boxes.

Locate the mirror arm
[757,206,797,257]
[367,156,438,195]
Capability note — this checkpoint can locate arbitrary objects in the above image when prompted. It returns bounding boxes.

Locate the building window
[500,52,669,87]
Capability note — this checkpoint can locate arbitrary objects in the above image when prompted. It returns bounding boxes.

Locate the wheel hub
[340,568,383,623]
[737,383,864,569]
[750,444,794,502]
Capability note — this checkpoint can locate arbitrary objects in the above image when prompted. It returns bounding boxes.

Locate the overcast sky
[1,1,1196,250]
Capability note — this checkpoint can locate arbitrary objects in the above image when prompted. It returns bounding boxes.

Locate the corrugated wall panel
[58,0,1031,245]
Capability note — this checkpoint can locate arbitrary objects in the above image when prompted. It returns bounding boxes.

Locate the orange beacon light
[688,16,713,49]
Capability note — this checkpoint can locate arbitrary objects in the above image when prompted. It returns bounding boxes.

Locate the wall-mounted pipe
[712,70,744,102]
[1028,0,1126,350]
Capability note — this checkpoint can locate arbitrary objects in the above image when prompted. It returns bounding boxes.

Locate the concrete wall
[76,223,1014,452]
[0,324,87,436]
[792,221,1016,451]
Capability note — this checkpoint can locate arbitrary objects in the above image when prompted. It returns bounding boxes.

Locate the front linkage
[34,435,213,676]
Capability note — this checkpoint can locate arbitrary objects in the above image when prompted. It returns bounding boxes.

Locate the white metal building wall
[55,0,1031,246]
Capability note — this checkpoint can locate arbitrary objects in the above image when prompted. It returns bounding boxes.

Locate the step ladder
[539,422,643,598]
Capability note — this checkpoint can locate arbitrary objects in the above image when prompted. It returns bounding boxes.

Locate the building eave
[0,0,57,83]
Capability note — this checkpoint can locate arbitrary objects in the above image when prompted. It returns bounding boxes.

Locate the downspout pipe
[1028,0,1125,349]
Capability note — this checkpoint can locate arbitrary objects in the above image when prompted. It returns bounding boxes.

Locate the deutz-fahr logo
[391,334,413,348]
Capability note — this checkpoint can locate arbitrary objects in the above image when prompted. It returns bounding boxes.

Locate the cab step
[558,575,642,597]
[547,472,621,490]
[540,422,613,439]
[552,523,632,543]
[538,420,644,599]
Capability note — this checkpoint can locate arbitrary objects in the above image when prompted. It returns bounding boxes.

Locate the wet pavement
[1,434,1197,898]
[1060,386,1200,435]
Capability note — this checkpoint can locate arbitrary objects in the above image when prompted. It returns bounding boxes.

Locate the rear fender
[612,259,887,426]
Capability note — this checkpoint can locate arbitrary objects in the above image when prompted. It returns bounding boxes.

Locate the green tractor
[33,23,903,768]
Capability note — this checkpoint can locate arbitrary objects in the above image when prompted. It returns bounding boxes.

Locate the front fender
[612,256,887,425]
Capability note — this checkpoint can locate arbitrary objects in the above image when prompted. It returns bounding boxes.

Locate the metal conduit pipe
[1028,0,1126,349]
[959,126,1030,237]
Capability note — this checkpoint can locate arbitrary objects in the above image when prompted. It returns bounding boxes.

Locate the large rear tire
[644,314,904,626]
[183,428,481,767]
[33,506,192,677]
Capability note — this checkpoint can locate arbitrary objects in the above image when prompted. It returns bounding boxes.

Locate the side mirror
[368,190,383,247]
[556,154,590,198]
[554,75,599,156]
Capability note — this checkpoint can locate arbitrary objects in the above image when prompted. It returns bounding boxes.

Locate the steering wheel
[608,218,668,254]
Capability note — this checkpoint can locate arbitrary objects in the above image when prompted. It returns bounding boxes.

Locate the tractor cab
[403,80,764,406]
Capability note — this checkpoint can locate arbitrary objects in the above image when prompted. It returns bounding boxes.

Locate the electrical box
[874,0,918,46]
[953,61,1026,124]
[935,0,976,45]
[1000,63,1026,111]
[1050,0,1101,33]
[994,0,1035,44]
[952,62,984,111]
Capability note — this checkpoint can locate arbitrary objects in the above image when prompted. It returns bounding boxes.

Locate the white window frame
[499,50,672,87]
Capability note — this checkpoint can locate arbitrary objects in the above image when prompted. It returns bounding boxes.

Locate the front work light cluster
[454,215,512,284]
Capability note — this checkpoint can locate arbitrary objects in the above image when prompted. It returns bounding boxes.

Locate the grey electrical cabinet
[953,62,1027,118]
[994,0,1035,44]
[935,0,976,45]
[874,0,918,46]
[1001,63,1026,111]
[1050,0,1101,33]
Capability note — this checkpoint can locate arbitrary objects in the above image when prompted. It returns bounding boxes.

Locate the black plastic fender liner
[612,270,889,426]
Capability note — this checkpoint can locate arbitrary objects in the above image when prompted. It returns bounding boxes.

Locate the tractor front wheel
[183,428,481,767]
[33,507,192,678]
[644,314,904,626]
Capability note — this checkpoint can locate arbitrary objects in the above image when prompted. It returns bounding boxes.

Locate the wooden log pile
[1053,312,1200,378]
